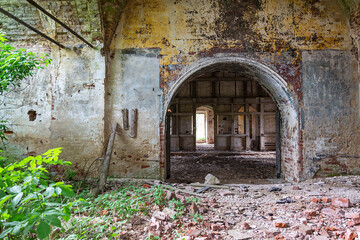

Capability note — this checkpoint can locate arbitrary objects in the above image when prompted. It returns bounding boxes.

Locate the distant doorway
[195,106,214,150]
[196,113,205,143]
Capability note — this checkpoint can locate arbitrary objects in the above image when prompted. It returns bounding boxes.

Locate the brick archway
[161,57,301,182]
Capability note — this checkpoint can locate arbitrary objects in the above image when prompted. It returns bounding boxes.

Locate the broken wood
[196,186,211,193]
[93,123,118,197]
[129,109,137,138]
[162,184,204,197]
[190,183,230,189]
[122,109,129,130]
[145,181,204,197]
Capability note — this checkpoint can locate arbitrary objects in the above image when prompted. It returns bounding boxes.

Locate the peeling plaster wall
[106,49,162,178]
[0,46,105,174]
[0,0,105,175]
[109,0,358,181]
[0,0,359,181]
[302,50,359,178]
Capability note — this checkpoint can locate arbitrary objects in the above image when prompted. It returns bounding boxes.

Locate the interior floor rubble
[169,146,276,184]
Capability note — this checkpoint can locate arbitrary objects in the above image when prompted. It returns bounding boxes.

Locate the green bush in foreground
[0,148,77,239]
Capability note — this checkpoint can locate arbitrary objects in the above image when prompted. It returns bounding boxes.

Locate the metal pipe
[26,0,95,48]
[0,7,65,48]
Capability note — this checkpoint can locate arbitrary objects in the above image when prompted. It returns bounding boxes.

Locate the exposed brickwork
[0,0,102,46]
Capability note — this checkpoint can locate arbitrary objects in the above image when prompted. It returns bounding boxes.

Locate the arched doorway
[163,57,300,182]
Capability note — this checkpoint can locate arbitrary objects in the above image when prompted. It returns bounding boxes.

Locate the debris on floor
[86,175,360,240]
[170,150,276,184]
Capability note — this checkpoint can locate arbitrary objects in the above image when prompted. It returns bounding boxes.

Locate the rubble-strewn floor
[104,176,360,240]
[170,149,276,184]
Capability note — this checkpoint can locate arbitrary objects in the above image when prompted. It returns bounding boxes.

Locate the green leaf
[43,209,64,216]
[37,221,51,240]
[8,185,22,194]
[11,192,23,209]
[0,195,11,207]
[60,186,75,197]
[12,222,22,235]
[30,159,36,169]
[55,187,62,195]
[0,227,12,239]
[44,187,55,199]
[44,215,62,228]
[22,220,36,235]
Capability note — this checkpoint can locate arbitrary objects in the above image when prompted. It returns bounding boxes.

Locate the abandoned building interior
[168,69,279,183]
[0,0,359,184]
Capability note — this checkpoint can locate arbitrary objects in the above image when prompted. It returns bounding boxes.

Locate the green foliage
[0,120,8,142]
[0,32,51,94]
[0,148,78,240]
[64,168,77,181]
[58,183,201,239]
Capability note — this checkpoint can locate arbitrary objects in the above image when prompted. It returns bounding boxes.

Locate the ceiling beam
[0,7,65,49]
[26,0,95,48]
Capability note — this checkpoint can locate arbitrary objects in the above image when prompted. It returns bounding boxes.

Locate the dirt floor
[104,175,360,240]
[169,145,276,184]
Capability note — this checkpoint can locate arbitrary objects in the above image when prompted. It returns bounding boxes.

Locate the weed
[65,168,77,181]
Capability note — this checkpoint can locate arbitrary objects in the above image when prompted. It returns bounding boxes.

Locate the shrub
[0,148,77,239]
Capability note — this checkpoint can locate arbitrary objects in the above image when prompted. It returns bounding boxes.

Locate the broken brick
[344,229,357,240]
[312,198,322,203]
[211,224,223,231]
[242,222,251,230]
[274,220,288,228]
[305,209,317,216]
[347,217,360,227]
[345,212,360,219]
[332,198,350,208]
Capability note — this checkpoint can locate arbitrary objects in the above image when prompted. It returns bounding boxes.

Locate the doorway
[163,58,301,182]
[167,69,280,183]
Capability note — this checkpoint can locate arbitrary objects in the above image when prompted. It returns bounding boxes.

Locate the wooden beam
[129,109,137,138]
[26,0,95,48]
[0,7,65,48]
[275,110,281,178]
[121,109,129,130]
[93,123,117,196]
[260,102,265,151]
[166,113,171,179]
[245,103,251,150]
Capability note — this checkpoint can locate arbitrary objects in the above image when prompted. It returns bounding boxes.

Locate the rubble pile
[109,176,360,239]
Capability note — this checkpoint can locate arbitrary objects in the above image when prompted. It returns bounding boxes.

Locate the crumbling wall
[106,49,162,178]
[1,0,359,181]
[110,0,358,181]
[302,50,359,178]
[0,0,105,176]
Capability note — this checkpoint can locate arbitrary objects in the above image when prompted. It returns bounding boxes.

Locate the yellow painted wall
[112,0,351,66]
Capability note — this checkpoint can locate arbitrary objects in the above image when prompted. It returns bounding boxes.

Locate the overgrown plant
[0,32,51,141]
[0,148,78,239]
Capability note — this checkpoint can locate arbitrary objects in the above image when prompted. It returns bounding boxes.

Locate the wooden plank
[93,123,117,196]
[166,114,171,179]
[196,186,211,193]
[130,109,137,138]
[260,102,265,151]
[192,100,196,150]
[190,183,230,189]
[121,109,129,130]
[245,103,251,150]
[214,104,218,149]
[276,110,281,178]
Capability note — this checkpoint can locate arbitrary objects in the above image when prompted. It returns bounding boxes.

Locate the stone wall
[0,0,105,176]
[0,0,359,181]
